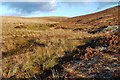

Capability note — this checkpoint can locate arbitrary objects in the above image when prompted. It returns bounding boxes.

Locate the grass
[26,23,49,30]
[1,6,119,79]
[2,20,118,79]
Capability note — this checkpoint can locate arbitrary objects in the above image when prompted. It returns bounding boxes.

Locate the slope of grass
[1,6,119,79]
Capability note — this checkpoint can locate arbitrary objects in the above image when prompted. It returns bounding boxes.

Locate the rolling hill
[66,6,119,27]
[1,5,120,79]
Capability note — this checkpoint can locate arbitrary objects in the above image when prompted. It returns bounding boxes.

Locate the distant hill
[1,6,119,29]
[66,6,119,27]
[1,16,68,24]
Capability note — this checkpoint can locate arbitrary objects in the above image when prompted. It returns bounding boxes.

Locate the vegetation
[1,6,120,79]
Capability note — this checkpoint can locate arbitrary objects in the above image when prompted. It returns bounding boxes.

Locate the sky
[0,1,118,17]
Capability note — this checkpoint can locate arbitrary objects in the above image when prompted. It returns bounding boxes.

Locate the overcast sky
[0,2,118,17]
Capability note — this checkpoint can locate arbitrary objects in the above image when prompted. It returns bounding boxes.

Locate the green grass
[26,24,49,30]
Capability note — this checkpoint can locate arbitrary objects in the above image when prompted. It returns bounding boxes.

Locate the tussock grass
[2,22,111,78]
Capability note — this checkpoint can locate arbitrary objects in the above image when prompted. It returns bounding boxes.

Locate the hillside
[2,16,68,24]
[1,5,120,79]
[66,6,119,27]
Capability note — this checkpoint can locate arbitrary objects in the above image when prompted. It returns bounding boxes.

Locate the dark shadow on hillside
[3,31,120,79]
[38,32,119,79]
[29,36,116,79]
[88,26,108,34]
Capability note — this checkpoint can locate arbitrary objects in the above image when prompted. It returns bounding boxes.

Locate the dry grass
[2,18,110,78]
[1,6,119,79]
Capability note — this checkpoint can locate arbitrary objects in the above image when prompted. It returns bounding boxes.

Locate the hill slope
[2,16,68,24]
[66,6,119,27]
[2,6,120,79]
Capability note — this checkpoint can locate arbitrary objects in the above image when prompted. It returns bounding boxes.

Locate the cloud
[1,0,119,2]
[1,2,57,16]
[62,2,118,11]
[1,1,118,16]
[96,2,118,10]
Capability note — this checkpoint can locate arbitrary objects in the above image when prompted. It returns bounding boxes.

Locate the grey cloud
[1,2,118,16]
[2,2,57,15]
[61,2,118,10]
